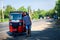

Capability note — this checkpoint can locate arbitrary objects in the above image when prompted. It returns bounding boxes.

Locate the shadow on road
[3,27,60,40]
[2,19,60,40]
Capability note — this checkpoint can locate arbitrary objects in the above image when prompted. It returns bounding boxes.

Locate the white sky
[0,0,56,10]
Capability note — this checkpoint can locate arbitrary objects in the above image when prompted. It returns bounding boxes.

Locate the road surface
[0,19,60,40]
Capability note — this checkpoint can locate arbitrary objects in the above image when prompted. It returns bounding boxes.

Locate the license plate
[13,29,17,31]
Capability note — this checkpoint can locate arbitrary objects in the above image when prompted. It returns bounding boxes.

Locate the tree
[55,0,60,17]
[32,10,40,19]
[40,10,47,17]
[46,9,55,18]
[31,9,47,19]
[4,5,15,18]
[37,9,41,15]
[18,6,27,12]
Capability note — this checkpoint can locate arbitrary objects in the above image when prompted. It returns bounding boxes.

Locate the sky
[0,0,56,10]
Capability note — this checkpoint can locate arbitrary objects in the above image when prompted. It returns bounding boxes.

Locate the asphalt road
[0,19,60,40]
[0,19,54,32]
[0,19,49,31]
[0,22,9,32]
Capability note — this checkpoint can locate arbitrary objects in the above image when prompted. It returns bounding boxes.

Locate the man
[23,12,32,37]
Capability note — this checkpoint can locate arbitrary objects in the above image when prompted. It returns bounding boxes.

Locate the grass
[4,18,9,22]
[0,18,9,22]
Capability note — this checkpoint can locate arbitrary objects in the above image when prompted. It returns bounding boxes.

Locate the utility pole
[1,0,4,22]
[28,6,32,19]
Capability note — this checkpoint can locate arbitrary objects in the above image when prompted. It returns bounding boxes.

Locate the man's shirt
[23,15,31,25]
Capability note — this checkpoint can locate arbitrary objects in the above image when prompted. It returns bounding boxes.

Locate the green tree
[4,5,15,18]
[32,10,40,19]
[46,9,55,18]
[40,10,47,17]
[18,6,27,12]
[55,0,60,17]
[37,9,41,15]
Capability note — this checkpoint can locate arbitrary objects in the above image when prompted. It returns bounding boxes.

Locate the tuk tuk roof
[10,11,29,15]
[10,11,25,13]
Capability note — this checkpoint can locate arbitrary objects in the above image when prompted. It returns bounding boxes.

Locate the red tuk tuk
[8,11,26,36]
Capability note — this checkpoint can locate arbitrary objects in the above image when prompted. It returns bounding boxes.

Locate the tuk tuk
[9,11,26,36]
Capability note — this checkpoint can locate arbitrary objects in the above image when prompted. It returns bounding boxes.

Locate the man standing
[23,12,32,37]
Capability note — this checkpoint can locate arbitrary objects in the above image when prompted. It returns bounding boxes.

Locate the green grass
[4,18,9,22]
[0,18,9,22]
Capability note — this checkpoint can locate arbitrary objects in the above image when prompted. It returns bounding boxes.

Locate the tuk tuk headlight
[9,23,12,25]
[19,23,21,26]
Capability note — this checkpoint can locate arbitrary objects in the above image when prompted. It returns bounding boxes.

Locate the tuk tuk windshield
[10,13,22,20]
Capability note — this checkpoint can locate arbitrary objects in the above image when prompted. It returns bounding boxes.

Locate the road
[0,19,60,40]
[0,19,54,32]
[0,22,9,32]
